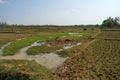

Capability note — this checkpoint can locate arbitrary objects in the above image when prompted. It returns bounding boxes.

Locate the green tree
[0,22,8,26]
[102,17,120,28]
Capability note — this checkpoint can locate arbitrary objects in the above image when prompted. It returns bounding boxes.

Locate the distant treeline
[0,23,101,28]
[0,17,120,28]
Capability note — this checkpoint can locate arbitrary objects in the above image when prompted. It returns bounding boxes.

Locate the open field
[0,26,95,79]
[1,27,94,56]
[54,29,120,80]
[1,0,120,79]
[0,27,120,80]
[97,29,120,39]
[0,60,53,80]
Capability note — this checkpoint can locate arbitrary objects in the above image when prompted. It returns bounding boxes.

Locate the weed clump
[0,71,30,80]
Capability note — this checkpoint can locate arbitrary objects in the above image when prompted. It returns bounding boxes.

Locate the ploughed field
[54,29,120,80]
[0,27,120,80]
[97,29,120,39]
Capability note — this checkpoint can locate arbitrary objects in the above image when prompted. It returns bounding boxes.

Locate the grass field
[1,27,94,56]
[0,60,54,80]
[3,36,56,56]
[0,27,119,80]
[0,41,8,48]
[26,44,62,55]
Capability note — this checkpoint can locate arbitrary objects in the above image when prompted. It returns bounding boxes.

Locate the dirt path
[81,39,97,51]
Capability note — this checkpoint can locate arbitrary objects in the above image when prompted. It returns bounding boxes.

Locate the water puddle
[56,43,81,52]
[17,41,45,54]
[68,32,83,37]
[0,41,45,59]
[74,35,82,36]
[27,53,67,69]
[68,32,81,35]
[0,42,12,55]
[16,38,26,41]
[0,41,81,70]
[63,44,74,49]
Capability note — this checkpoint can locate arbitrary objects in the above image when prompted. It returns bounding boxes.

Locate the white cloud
[0,0,8,4]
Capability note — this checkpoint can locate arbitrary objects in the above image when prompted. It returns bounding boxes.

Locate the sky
[0,0,120,25]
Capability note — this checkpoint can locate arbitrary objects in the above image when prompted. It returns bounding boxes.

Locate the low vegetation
[0,41,8,48]
[0,60,54,80]
[2,27,93,56]
[0,71,30,80]
[97,29,120,39]
[54,38,120,80]
[56,38,93,57]
[1,26,119,80]
[3,36,55,56]
[27,44,62,55]
[56,45,82,57]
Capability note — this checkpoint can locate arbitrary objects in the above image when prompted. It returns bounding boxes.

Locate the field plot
[97,29,120,39]
[1,27,93,56]
[0,27,95,80]
[0,0,120,79]
[0,60,53,80]
[1,27,119,80]
[54,30,120,80]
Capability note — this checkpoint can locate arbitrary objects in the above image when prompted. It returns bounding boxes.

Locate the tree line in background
[0,17,120,28]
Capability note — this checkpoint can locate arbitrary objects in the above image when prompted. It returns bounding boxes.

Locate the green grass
[1,26,96,56]
[0,41,8,48]
[0,60,54,80]
[56,45,82,57]
[3,36,55,56]
[27,44,62,55]
[3,31,92,56]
